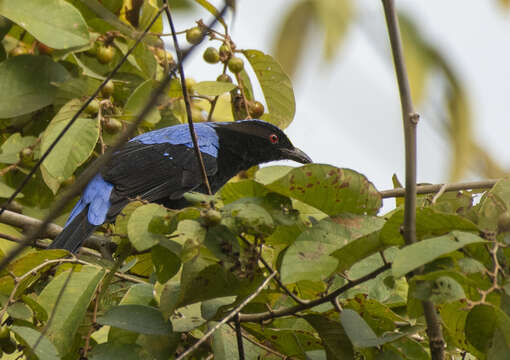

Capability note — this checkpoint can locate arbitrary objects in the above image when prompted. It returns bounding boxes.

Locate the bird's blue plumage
[66,174,113,226]
[132,123,219,157]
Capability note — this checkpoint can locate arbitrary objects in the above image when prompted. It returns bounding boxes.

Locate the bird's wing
[101,140,218,202]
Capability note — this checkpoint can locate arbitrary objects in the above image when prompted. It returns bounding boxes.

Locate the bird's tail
[48,206,97,253]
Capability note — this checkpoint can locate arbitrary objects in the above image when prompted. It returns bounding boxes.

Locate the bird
[49,120,312,252]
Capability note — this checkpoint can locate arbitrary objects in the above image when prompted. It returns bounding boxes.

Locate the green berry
[185,78,196,92]
[85,98,100,114]
[97,45,116,64]
[249,101,265,118]
[203,47,220,64]
[86,41,99,56]
[186,27,203,45]
[216,74,232,83]
[101,80,115,98]
[10,46,28,57]
[20,147,33,165]
[227,56,244,74]
[104,118,123,133]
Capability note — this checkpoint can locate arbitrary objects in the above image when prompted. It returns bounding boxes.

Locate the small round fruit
[216,74,232,83]
[227,56,244,74]
[0,326,9,339]
[101,80,115,98]
[85,98,100,114]
[97,45,116,64]
[203,47,220,64]
[219,43,231,59]
[202,209,222,226]
[20,147,33,164]
[186,27,203,45]
[0,338,16,354]
[249,101,265,118]
[185,78,196,92]
[37,42,53,55]
[10,46,28,57]
[156,48,174,63]
[104,118,123,133]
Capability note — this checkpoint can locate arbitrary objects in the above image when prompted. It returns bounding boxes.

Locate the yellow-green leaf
[242,49,295,129]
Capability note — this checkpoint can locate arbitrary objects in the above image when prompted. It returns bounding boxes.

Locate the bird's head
[212,120,312,165]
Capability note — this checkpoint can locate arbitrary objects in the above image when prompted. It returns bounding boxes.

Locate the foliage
[0,1,508,359]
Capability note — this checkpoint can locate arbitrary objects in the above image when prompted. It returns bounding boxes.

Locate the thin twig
[227,323,288,359]
[380,179,498,198]
[0,5,228,273]
[238,263,390,322]
[431,184,448,204]
[163,0,213,195]
[381,1,444,358]
[176,272,277,360]
[0,7,167,217]
[234,314,245,360]
[0,209,115,253]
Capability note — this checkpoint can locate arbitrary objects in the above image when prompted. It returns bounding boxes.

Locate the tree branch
[0,209,115,254]
[238,263,390,322]
[176,272,277,360]
[380,179,497,198]
[381,1,445,358]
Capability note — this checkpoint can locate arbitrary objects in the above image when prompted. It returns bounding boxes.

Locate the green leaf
[7,302,32,320]
[243,49,295,128]
[313,0,353,61]
[152,244,181,283]
[465,304,510,354]
[0,55,68,118]
[412,275,465,304]
[255,165,293,185]
[211,324,262,359]
[0,133,36,164]
[194,81,237,96]
[98,304,173,335]
[219,179,268,204]
[392,231,486,278]
[339,309,382,347]
[171,302,206,332]
[329,214,386,272]
[304,314,354,359]
[380,207,479,246]
[0,0,89,49]
[273,0,314,77]
[40,99,99,180]
[124,79,161,125]
[11,326,59,360]
[265,164,382,216]
[280,219,348,284]
[38,266,105,356]
[108,283,154,344]
[221,201,275,236]
[89,343,142,360]
[127,203,167,251]
[478,178,510,232]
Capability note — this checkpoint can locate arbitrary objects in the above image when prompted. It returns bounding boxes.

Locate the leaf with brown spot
[265,164,381,216]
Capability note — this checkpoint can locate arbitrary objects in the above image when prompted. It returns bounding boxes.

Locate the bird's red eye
[269,134,279,144]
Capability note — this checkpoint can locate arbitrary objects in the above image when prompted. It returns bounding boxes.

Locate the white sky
[169,0,510,209]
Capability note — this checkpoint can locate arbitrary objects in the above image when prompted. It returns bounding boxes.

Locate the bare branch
[238,263,390,322]
[0,209,115,254]
[380,179,498,198]
[234,314,245,360]
[176,272,277,360]
[381,0,445,358]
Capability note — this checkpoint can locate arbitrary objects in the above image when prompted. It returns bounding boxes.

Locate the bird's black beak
[281,147,312,164]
